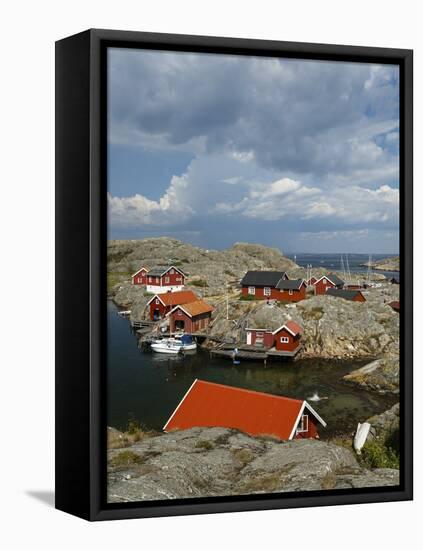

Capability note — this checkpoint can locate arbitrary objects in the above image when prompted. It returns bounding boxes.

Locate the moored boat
[151,334,197,354]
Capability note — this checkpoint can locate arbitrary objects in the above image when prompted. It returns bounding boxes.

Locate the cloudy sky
[108,48,399,253]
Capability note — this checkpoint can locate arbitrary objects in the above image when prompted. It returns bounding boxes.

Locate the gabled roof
[169,299,214,317]
[146,290,198,307]
[273,320,304,337]
[163,379,326,440]
[276,279,306,290]
[326,288,365,301]
[131,266,149,278]
[314,273,345,286]
[241,271,287,287]
[147,265,186,277]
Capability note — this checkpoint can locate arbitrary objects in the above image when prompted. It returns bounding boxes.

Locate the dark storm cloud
[109,48,399,180]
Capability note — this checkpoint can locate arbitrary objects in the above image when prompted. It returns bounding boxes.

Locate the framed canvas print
[55,29,413,521]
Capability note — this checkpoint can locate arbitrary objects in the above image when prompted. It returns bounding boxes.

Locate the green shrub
[127,418,142,434]
[195,440,214,451]
[110,450,144,467]
[359,439,399,469]
[239,294,257,301]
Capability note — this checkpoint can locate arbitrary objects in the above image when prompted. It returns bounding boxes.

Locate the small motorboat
[117,310,131,317]
[151,334,197,354]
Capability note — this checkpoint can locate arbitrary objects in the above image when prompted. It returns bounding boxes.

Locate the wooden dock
[209,342,301,362]
[131,319,157,329]
[210,348,268,361]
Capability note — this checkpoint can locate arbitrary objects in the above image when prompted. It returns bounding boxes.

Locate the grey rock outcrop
[107,427,399,502]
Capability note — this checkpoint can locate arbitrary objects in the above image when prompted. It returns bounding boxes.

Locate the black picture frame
[55,28,413,521]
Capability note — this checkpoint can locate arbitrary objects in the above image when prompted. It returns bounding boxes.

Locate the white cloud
[108,174,193,227]
[108,153,399,231]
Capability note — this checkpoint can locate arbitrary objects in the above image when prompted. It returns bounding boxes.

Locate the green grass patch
[189,279,209,288]
[232,448,255,464]
[110,450,144,467]
[108,250,128,263]
[195,440,214,451]
[239,294,257,301]
[107,272,131,291]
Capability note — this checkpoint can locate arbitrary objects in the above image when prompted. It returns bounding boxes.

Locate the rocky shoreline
[359,256,399,272]
[107,426,399,502]
[108,238,399,395]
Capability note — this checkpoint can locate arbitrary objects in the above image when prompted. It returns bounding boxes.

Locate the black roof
[326,288,363,301]
[241,271,287,287]
[276,279,305,290]
[148,265,185,277]
[323,273,345,286]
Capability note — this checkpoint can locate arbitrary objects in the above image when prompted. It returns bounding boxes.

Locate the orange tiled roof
[175,299,214,317]
[164,380,321,440]
[158,290,198,307]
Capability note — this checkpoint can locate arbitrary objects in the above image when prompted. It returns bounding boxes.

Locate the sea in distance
[285,252,398,279]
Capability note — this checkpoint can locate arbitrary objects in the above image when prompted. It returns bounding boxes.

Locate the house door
[174,320,185,331]
[153,309,161,320]
[255,332,264,346]
[246,332,252,345]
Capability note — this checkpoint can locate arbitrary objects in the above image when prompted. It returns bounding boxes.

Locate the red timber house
[131,266,149,285]
[326,288,366,302]
[245,320,303,356]
[146,290,199,321]
[145,266,186,294]
[313,273,345,295]
[168,300,214,333]
[276,279,307,302]
[164,379,326,440]
[240,271,306,302]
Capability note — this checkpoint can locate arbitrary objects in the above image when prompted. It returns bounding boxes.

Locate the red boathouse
[246,320,303,354]
[147,290,199,321]
[273,320,303,352]
[168,300,214,333]
[163,379,326,440]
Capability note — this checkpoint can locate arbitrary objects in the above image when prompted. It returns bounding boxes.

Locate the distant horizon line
[107,238,398,256]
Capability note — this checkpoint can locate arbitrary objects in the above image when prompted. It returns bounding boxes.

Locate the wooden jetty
[209,342,302,362]
[131,319,157,329]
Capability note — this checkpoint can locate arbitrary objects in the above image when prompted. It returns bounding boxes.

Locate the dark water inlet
[107,301,396,439]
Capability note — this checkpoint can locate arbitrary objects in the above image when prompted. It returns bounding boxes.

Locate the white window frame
[177,310,182,316]
[248,286,256,295]
[280,336,289,344]
[264,287,271,296]
[148,277,152,283]
[155,299,160,304]
[288,289,293,295]
[297,415,309,433]
[322,278,327,285]
[165,276,170,283]
[170,269,174,274]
